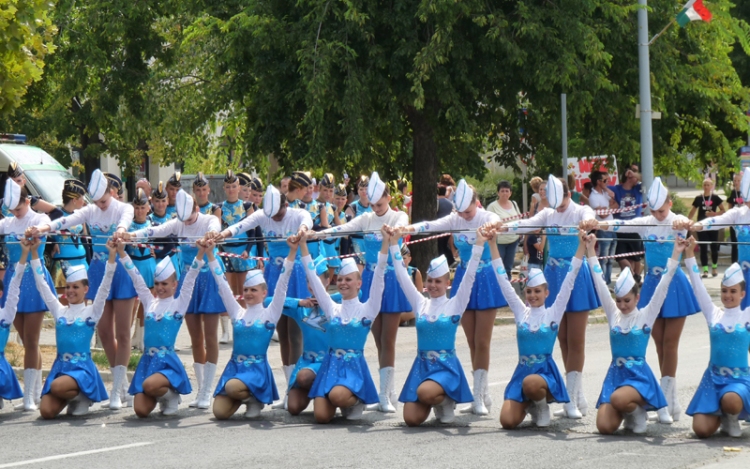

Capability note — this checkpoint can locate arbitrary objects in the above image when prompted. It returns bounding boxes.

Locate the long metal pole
[638,0,654,195]
[561,94,568,181]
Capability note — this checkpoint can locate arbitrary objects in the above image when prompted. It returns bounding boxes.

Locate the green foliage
[92,351,141,371]
[669,192,690,216]
[0,0,56,116]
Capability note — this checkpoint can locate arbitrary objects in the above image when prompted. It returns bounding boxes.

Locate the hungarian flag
[676,0,712,28]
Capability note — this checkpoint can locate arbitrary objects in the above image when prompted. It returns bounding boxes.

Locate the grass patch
[92,351,141,371]
[5,342,23,367]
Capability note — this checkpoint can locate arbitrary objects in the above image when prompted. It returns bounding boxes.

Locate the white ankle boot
[483,374,493,410]
[654,377,673,424]
[196,362,217,409]
[577,375,588,416]
[533,399,551,427]
[159,389,181,416]
[244,395,264,418]
[219,316,231,344]
[272,365,294,409]
[720,413,742,437]
[369,367,396,413]
[66,393,93,416]
[670,377,682,422]
[459,369,489,415]
[189,363,204,407]
[22,369,38,411]
[121,372,133,408]
[109,366,127,410]
[343,399,365,420]
[628,406,647,434]
[562,371,582,419]
[437,397,456,423]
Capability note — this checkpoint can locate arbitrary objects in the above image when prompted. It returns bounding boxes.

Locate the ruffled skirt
[129,351,192,395]
[214,357,278,404]
[398,352,473,404]
[596,359,667,410]
[42,356,108,402]
[308,351,378,404]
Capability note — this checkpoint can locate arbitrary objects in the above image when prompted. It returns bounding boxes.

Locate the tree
[0,0,56,117]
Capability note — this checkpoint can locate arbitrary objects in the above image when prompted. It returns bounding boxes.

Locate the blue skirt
[213,358,279,404]
[0,353,22,400]
[1,264,56,313]
[308,352,378,404]
[398,352,473,404]
[544,258,600,312]
[686,368,750,420]
[265,260,309,299]
[743,268,750,310]
[129,352,192,395]
[324,241,341,268]
[42,357,109,402]
[86,258,136,301]
[596,360,667,410]
[504,357,569,403]
[452,265,507,310]
[361,266,411,314]
[222,244,254,273]
[289,353,325,390]
[178,269,226,314]
[638,269,700,319]
[132,257,156,289]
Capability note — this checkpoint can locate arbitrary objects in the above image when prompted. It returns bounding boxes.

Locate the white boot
[343,399,365,420]
[437,397,456,423]
[368,367,396,413]
[272,365,294,409]
[219,316,231,344]
[244,396,264,418]
[22,369,38,411]
[628,406,647,434]
[34,369,42,406]
[0,398,3,409]
[471,369,489,415]
[654,377,673,424]
[159,389,180,416]
[131,323,144,352]
[109,366,127,410]
[188,363,204,408]
[533,399,551,427]
[66,393,93,416]
[121,372,133,408]
[720,413,742,437]
[196,362,217,409]
[562,371,582,419]
[483,373,493,410]
[671,377,682,422]
[577,375,588,417]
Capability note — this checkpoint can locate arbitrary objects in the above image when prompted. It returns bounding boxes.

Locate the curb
[13,367,134,384]
[494,314,607,326]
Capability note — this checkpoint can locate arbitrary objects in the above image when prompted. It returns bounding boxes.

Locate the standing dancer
[32,239,116,418]
[490,230,585,429]
[303,229,388,423]
[118,240,203,417]
[0,243,27,410]
[165,172,181,219]
[327,183,350,276]
[399,179,507,415]
[121,189,223,410]
[214,185,312,407]
[313,172,410,413]
[50,179,88,285]
[128,188,155,352]
[148,181,180,279]
[491,175,600,418]
[390,228,487,425]
[27,170,136,410]
[600,177,700,422]
[688,169,750,306]
[207,237,296,419]
[2,180,61,411]
[193,172,221,217]
[588,235,683,434]
[683,237,750,438]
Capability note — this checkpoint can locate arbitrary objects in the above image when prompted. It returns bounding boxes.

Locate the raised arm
[176,258,204,315]
[641,258,679,327]
[488,235,526,321]
[1,259,27,323]
[586,235,618,324]
[450,230,487,316]
[208,259,243,318]
[118,241,155,308]
[117,202,134,232]
[548,233,586,323]
[362,244,388,322]
[684,237,717,323]
[266,236,299,323]
[389,242,424,313]
[28,239,64,318]
[91,241,118,322]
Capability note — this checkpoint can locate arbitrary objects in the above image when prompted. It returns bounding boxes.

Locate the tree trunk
[405,106,438,276]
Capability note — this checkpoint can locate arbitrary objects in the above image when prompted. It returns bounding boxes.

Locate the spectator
[588,170,618,284]
[436,184,455,265]
[582,181,592,202]
[529,176,543,216]
[689,178,726,277]
[439,174,456,199]
[525,230,544,271]
[568,174,582,204]
[609,168,644,284]
[280,176,291,195]
[487,180,521,279]
[726,171,742,264]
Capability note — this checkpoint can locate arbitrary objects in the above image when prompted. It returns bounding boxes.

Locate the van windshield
[24,170,75,206]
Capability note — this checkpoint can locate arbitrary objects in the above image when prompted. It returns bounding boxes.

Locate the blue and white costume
[127,219,156,288]
[493,256,582,405]
[121,254,201,397]
[48,199,135,300]
[696,205,750,308]
[33,258,115,410]
[324,209,347,269]
[0,262,25,406]
[50,208,88,280]
[132,214,224,314]
[608,211,700,318]
[590,258,676,412]
[411,210,507,310]
[224,205,313,299]
[506,203,600,312]
[392,244,482,412]
[148,210,181,281]
[0,209,55,312]
[209,257,293,405]
[220,199,256,271]
[685,257,750,433]
[306,253,387,408]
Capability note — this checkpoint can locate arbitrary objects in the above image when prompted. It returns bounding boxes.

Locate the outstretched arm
[389,235,424,313]
[118,241,155,308]
[488,232,527,321]
[300,232,336,316]
[684,237,718,324]
[207,242,243,319]
[28,239,64,319]
[450,229,488,317]
[1,243,29,323]
[266,237,299,323]
[548,232,586,324]
[587,234,617,324]
[90,240,118,322]
[641,241,683,327]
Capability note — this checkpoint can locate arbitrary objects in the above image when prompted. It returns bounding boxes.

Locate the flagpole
[637,0,654,199]
[647,18,676,46]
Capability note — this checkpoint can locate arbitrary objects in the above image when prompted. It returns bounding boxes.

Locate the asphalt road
[2,306,749,469]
